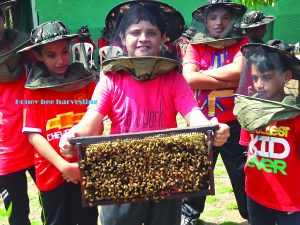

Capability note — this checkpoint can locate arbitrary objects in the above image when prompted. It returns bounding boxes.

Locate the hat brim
[25,74,95,91]
[192,3,247,22]
[0,0,17,10]
[102,56,181,81]
[241,43,300,80]
[240,15,276,29]
[190,33,243,49]
[105,0,185,43]
[0,30,30,63]
[18,34,79,53]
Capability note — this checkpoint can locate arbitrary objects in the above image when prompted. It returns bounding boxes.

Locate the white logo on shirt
[249,134,290,159]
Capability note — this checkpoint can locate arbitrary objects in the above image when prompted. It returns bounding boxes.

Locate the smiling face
[205,7,233,39]
[251,64,290,102]
[35,40,71,76]
[120,20,165,57]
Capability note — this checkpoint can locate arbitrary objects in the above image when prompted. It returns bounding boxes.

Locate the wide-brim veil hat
[241,40,300,80]
[0,30,30,63]
[105,0,185,43]
[18,21,79,53]
[190,0,246,48]
[192,0,247,22]
[102,0,184,81]
[0,0,30,63]
[234,39,300,131]
[0,1,31,82]
[239,11,276,29]
[18,21,95,90]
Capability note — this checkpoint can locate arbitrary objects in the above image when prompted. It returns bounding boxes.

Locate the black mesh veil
[190,1,246,44]
[234,40,300,132]
[102,0,185,61]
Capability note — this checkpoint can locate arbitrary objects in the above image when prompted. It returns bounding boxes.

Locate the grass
[0,116,249,225]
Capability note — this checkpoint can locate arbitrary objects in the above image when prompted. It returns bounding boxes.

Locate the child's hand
[210,117,230,147]
[61,162,80,184]
[59,129,78,158]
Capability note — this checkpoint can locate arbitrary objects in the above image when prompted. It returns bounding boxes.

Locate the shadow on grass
[199,219,249,225]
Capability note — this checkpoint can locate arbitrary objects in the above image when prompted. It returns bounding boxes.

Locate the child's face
[120,20,165,57]
[35,40,70,76]
[251,64,288,101]
[205,8,232,39]
[247,25,267,41]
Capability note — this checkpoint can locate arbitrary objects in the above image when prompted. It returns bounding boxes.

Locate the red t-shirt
[23,82,96,191]
[183,37,249,123]
[240,116,300,211]
[97,37,108,49]
[0,73,34,175]
[73,38,96,49]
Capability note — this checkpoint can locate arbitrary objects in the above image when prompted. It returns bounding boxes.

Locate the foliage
[234,0,277,10]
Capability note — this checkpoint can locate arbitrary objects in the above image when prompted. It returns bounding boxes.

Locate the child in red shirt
[235,40,300,225]
[19,21,100,225]
[0,2,37,224]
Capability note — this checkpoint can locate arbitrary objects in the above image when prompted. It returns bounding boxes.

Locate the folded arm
[182,56,243,90]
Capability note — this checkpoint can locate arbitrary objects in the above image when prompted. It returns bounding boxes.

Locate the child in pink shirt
[60,1,230,225]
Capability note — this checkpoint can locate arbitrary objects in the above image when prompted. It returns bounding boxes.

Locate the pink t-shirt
[88,70,199,134]
[240,116,300,211]
[183,37,249,123]
[0,74,34,175]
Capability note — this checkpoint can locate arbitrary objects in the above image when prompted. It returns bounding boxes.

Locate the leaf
[234,0,277,10]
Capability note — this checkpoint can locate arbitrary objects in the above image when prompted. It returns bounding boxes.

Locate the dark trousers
[100,198,182,225]
[0,166,36,225]
[40,181,98,225]
[182,120,249,220]
[248,196,300,225]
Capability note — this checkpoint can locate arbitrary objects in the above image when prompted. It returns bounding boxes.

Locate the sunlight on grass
[218,186,233,194]
[226,202,238,210]
[215,158,225,166]
[205,208,223,216]
[0,208,8,224]
[220,222,241,225]
[206,196,219,203]
[214,168,228,177]
[31,221,41,225]
[30,198,40,208]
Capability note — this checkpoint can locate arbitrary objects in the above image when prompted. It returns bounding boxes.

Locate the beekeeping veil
[190,0,246,49]
[239,11,276,43]
[0,0,30,82]
[101,0,185,81]
[234,40,300,132]
[18,21,95,91]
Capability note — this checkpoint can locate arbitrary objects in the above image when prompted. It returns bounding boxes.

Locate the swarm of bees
[79,133,212,207]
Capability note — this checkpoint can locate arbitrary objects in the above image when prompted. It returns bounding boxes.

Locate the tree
[234,0,277,9]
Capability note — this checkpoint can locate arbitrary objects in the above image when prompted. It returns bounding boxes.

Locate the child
[59,1,230,225]
[73,25,97,70]
[181,1,249,224]
[234,39,300,225]
[74,25,96,49]
[0,1,37,224]
[239,11,276,43]
[19,21,99,225]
